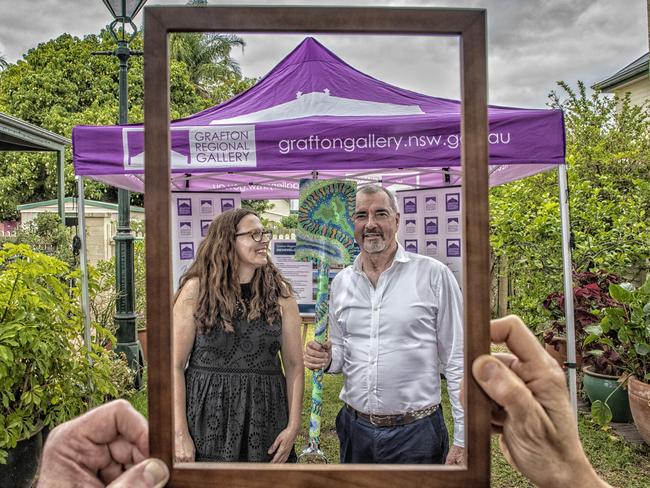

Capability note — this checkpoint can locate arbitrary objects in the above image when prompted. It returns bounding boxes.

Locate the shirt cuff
[453,422,465,448]
[327,345,343,373]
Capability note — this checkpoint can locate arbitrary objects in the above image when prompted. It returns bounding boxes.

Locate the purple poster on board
[445,193,460,212]
[221,198,235,212]
[403,196,417,214]
[200,219,211,237]
[180,242,195,260]
[446,239,461,257]
[177,198,192,216]
[404,239,418,253]
[424,217,438,235]
[200,199,214,216]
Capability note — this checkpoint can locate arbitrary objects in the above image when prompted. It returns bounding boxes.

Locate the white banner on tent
[396,186,463,289]
[171,192,241,292]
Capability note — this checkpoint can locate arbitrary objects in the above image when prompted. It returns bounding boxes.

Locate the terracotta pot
[582,365,632,423]
[628,376,650,444]
[137,328,147,363]
[544,336,582,369]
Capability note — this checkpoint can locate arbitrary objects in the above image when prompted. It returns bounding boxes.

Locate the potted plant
[581,363,633,425]
[585,275,650,441]
[0,244,134,487]
[542,270,621,368]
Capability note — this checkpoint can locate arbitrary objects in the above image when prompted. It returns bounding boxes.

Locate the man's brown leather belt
[345,403,439,427]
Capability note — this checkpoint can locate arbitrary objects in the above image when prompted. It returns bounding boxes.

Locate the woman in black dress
[173,209,304,463]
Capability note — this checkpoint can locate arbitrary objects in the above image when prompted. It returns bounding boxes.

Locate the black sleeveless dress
[185,283,297,462]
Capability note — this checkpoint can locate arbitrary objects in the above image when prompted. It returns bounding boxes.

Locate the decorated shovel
[295,179,356,463]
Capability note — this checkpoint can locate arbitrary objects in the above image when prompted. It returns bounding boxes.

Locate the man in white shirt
[304,184,464,464]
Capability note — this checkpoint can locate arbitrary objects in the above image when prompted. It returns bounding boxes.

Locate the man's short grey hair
[356,184,399,214]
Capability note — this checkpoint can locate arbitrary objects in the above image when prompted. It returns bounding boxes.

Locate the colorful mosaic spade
[296,179,356,463]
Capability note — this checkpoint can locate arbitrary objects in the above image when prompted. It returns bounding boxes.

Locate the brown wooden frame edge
[143,5,491,487]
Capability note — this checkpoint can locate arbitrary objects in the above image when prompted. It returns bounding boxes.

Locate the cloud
[0,0,647,108]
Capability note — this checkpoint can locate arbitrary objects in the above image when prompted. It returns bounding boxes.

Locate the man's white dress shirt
[328,243,465,447]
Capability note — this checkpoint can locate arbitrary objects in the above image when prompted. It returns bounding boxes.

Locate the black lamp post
[99,0,148,387]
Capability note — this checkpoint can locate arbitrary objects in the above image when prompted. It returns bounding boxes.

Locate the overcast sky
[0,0,648,108]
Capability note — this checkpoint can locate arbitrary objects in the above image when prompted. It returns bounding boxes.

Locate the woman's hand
[174,430,196,463]
[267,427,298,463]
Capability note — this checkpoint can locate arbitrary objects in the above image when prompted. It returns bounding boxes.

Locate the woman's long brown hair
[176,208,293,334]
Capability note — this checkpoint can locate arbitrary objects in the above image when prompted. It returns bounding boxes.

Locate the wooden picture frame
[144,6,490,487]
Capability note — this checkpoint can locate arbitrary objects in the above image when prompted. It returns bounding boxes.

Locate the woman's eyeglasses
[235,229,273,242]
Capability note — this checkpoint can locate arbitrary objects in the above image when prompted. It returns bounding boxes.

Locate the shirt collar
[352,242,411,273]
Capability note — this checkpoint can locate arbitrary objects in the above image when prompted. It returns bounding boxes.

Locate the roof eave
[0,112,71,149]
[593,63,649,92]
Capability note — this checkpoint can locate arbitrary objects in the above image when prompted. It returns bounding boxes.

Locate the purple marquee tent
[73,37,565,198]
[72,37,578,414]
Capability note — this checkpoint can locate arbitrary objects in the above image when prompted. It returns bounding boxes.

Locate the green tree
[0,31,202,219]
[279,213,299,230]
[13,212,75,266]
[490,81,650,330]
[242,199,274,215]
[168,0,255,103]
[170,31,255,102]
[0,27,251,220]
[0,54,8,70]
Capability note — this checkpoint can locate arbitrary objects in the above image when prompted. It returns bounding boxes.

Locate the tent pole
[77,177,92,356]
[558,165,577,419]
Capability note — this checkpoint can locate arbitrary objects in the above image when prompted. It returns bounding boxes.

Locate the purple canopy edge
[73,37,565,199]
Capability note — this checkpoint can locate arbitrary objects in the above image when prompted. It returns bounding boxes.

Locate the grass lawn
[129,337,649,487]
[129,368,649,486]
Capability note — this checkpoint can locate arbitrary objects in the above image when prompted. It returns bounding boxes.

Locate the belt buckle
[369,413,390,427]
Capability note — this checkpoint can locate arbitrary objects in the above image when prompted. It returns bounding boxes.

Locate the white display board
[269,240,315,307]
[396,186,463,288]
[171,192,241,291]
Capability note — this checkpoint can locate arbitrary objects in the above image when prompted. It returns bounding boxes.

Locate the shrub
[542,270,624,373]
[0,243,131,463]
[14,212,74,266]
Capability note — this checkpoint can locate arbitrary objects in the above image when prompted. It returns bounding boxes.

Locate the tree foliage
[0,26,253,220]
[490,82,650,331]
[169,0,256,103]
[12,212,74,266]
[242,199,275,218]
[279,213,299,230]
[170,32,254,102]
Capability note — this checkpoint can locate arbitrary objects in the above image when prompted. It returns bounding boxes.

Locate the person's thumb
[107,458,169,488]
[472,355,534,422]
